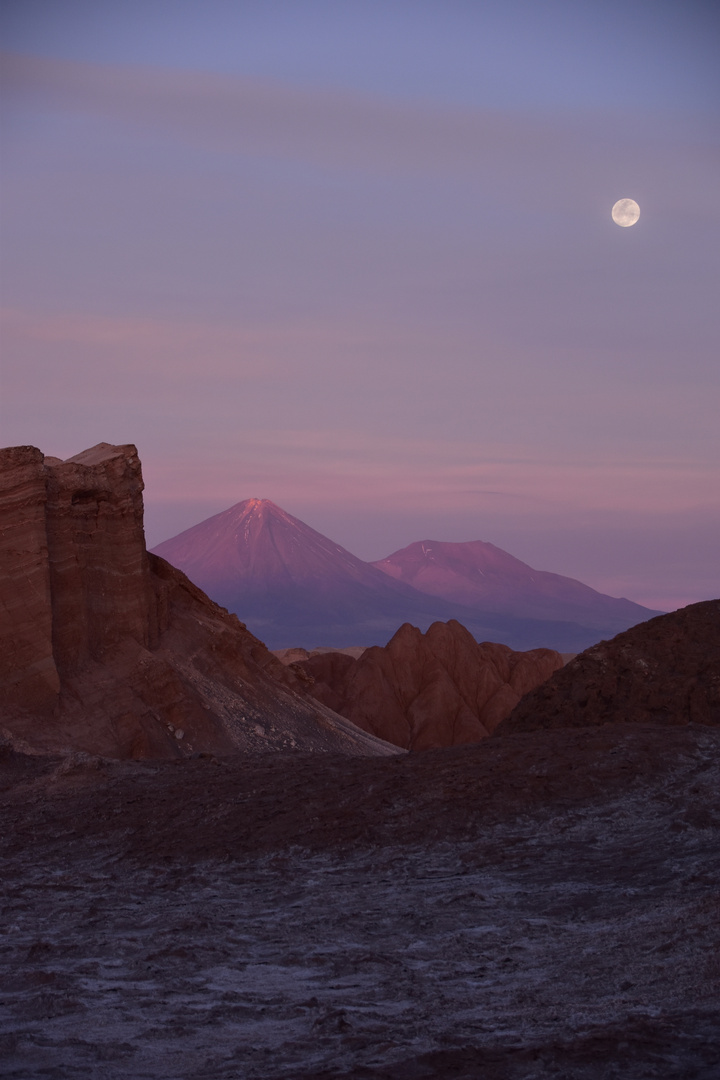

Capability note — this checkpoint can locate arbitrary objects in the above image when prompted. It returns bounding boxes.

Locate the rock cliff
[295,619,563,750]
[0,443,396,759]
[499,599,720,733]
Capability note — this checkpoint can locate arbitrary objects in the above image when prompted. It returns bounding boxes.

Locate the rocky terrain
[294,620,563,749]
[0,444,394,760]
[151,499,659,652]
[1,722,719,1079]
[501,599,720,734]
[3,443,719,1078]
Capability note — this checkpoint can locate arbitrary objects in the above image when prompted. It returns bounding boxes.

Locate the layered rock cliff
[295,619,563,750]
[0,445,58,715]
[499,599,720,733]
[0,443,396,759]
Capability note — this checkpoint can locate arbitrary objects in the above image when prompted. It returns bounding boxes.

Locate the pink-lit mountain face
[151,499,480,647]
[371,540,660,633]
[152,498,412,601]
[151,500,661,651]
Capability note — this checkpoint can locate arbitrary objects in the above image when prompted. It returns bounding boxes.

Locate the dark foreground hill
[500,598,720,734]
[0,444,393,759]
[152,499,659,651]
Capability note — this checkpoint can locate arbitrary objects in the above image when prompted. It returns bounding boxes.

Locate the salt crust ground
[1,724,719,1079]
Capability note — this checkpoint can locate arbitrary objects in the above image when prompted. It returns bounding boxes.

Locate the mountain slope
[372,539,661,634]
[151,501,656,651]
[498,598,720,734]
[151,499,512,647]
[152,498,414,603]
[0,446,396,759]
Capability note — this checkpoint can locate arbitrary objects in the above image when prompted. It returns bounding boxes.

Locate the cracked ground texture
[1,723,719,1079]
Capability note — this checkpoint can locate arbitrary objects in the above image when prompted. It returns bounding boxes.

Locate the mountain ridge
[371,537,657,630]
[151,498,661,651]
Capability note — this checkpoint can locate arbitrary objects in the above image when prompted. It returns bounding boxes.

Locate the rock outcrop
[295,619,563,750]
[499,599,720,733]
[0,443,397,759]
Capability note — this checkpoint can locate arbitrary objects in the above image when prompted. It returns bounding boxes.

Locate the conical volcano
[151,501,657,651]
[153,498,419,600]
[151,499,468,646]
[372,539,660,633]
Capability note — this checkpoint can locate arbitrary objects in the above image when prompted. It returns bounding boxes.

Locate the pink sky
[1,2,718,612]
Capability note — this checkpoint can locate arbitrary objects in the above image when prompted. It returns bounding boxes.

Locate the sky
[1,0,718,611]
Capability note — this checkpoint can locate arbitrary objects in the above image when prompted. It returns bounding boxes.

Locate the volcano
[151,500,658,650]
[372,539,660,634]
[151,499,483,648]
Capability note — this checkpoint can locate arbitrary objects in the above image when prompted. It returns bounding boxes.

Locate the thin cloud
[0,50,653,183]
[144,427,719,517]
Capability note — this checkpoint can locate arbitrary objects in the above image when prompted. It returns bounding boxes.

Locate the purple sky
[1,0,719,611]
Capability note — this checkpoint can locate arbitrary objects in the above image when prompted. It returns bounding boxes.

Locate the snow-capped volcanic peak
[151,498,395,593]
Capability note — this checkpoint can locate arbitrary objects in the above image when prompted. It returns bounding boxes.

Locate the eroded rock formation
[295,619,563,750]
[499,599,720,733]
[0,443,396,759]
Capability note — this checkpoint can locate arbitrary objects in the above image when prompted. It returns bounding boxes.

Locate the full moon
[612,198,640,227]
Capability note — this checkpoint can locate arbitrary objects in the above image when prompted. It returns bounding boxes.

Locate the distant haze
[1,1,718,613]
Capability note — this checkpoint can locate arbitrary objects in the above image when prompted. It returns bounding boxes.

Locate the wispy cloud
[5,48,713,207]
[144,423,719,516]
[0,50,573,176]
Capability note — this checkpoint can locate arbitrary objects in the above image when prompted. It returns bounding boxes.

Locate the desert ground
[2,723,719,1079]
